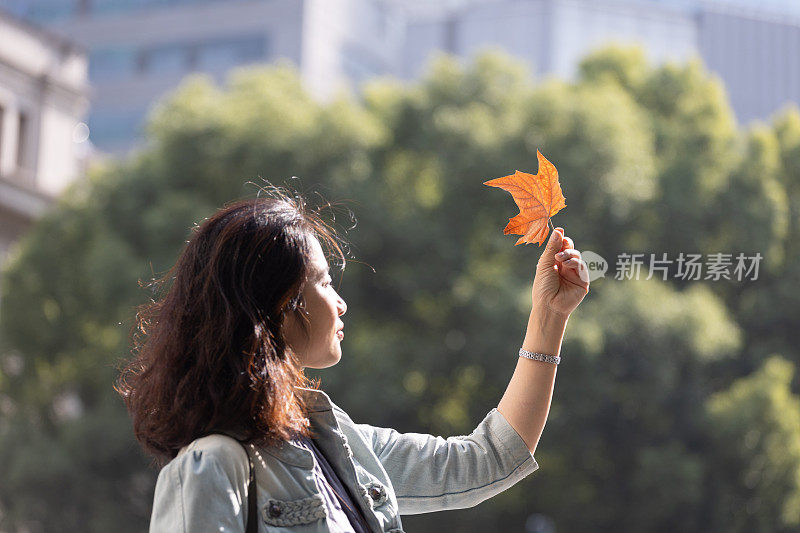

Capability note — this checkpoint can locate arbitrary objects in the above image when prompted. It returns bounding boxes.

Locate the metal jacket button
[268,501,282,518]
[369,485,384,501]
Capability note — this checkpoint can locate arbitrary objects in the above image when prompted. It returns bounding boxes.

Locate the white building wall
[6,0,800,146]
[0,13,88,197]
[36,84,87,196]
[455,1,548,74]
[403,17,448,78]
[405,0,697,82]
[9,0,402,152]
[302,0,405,99]
[48,0,305,153]
[699,6,800,123]
[549,0,697,79]
[403,0,798,125]
[0,11,89,286]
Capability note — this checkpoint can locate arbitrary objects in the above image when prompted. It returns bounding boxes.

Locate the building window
[89,47,136,81]
[85,0,230,17]
[92,0,175,16]
[87,109,143,147]
[17,112,28,170]
[196,35,268,72]
[18,0,74,23]
[0,104,4,172]
[138,44,189,75]
[133,34,267,77]
[76,0,91,16]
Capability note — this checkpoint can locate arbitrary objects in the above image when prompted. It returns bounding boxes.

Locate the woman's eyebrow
[314,267,330,281]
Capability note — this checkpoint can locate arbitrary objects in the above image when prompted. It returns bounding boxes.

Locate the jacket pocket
[261,494,327,527]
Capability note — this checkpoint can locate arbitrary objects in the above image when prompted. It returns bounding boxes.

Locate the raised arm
[344,228,588,515]
[349,406,539,515]
[497,227,589,454]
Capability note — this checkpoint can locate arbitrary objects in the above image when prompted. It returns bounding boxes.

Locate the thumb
[538,226,564,270]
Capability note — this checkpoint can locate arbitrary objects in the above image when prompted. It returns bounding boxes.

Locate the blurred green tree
[704,356,800,532]
[0,48,797,533]
[535,279,742,533]
[731,107,800,369]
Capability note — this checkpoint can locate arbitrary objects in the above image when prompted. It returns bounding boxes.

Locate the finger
[560,236,574,251]
[550,227,565,252]
[555,249,581,262]
[538,227,564,271]
[562,259,591,284]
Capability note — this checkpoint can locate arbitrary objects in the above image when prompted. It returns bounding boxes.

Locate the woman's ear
[282,304,311,351]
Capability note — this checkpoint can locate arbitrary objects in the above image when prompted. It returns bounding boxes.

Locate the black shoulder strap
[238,440,258,533]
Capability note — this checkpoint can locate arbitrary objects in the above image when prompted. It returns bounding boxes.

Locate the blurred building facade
[404,0,800,125]
[1,0,798,153]
[0,10,89,271]
[698,3,800,123]
[402,0,698,81]
[1,0,405,154]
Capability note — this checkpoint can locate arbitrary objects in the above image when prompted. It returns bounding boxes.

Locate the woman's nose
[337,295,347,316]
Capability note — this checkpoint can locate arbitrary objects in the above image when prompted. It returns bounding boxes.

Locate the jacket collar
[257,387,336,469]
[296,386,335,413]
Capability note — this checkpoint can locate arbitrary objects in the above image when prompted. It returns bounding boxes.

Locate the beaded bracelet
[519,348,561,365]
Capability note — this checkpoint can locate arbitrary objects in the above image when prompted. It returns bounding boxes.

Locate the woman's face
[282,236,347,369]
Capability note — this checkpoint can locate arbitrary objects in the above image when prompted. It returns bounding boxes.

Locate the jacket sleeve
[149,435,250,533]
[352,407,539,515]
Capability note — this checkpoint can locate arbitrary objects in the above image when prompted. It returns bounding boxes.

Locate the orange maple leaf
[483,150,567,246]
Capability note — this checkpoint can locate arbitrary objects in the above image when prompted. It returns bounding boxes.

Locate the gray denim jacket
[149,387,539,532]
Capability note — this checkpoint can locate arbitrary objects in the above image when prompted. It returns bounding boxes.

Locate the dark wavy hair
[116,187,346,462]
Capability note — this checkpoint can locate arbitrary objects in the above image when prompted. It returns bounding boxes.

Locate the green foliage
[1,47,798,532]
[716,125,788,270]
[534,280,740,532]
[579,45,648,93]
[705,356,800,532]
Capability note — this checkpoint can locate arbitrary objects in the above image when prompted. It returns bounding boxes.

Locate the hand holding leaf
[485,151,587,316]
[532,227,590,318]
[483,150,567,246]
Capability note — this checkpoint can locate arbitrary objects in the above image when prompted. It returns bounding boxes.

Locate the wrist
[522,307,568,356]
[531,304,569,325]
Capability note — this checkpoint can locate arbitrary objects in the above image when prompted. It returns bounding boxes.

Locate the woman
[117,188,589,532]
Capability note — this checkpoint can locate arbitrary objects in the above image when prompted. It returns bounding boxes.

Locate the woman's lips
[336,330,344,340]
